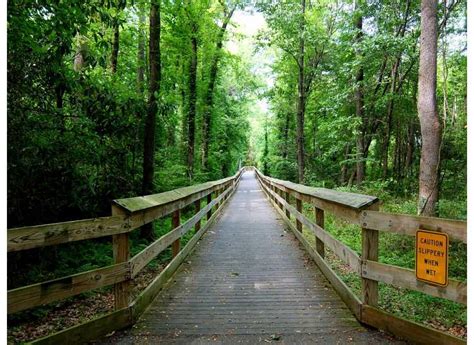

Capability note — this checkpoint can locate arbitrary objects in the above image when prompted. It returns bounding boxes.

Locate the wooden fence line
[254,168,466,345]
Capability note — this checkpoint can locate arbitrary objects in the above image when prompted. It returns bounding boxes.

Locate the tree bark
[187,25,198,180]
[354,0,365,184]
[111,23,120,73]
[141,0,161,240]
[296,0,306,183]
[137,9,146,93]
[201,5,235,170]
[417,0,441,216]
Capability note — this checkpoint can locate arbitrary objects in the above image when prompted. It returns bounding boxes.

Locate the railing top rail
[113,169,243,213]
[255,168,378,210]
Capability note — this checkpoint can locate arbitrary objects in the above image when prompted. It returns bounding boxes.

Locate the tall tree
[186,17,198,180]
[110,1,127,73]
[141,0,161,240]
[417,0,441,216]
[354,0,365,184]
[296,0,306,183]
[201,4,235,170]
[137,4,146,93]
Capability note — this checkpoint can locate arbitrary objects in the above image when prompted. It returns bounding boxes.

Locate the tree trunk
[340,143,350,185]
[201,6,235,170]
[187,26,198,180]
[354,0,365,184]
[141,0,161,240]
[137,9,146,93]
[417,0,441,216]
[111,23,120,73]
[296,0,306,183]
[282,111,290,159]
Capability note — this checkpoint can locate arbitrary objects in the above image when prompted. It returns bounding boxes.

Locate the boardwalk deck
[103,171,404,344]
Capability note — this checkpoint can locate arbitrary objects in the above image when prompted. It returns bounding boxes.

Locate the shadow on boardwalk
[100,171,405,344]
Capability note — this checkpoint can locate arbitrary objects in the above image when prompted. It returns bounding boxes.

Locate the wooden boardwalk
[105,171,403,344]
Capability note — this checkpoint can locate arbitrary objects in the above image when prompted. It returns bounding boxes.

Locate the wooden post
[315,207,325,258]
[285,191,291,219]
[278,189,283,209]
[361,203,379,307]
[111,204,130,310]
[195,199,201,232]
[172,209,180,258]
[296,197,302,232]
[214,190,220,212]
[207,193,212,220]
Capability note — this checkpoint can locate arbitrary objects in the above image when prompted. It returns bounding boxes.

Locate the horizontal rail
[8,216,130,252]
[30,171,242,344]
[260,178,361,273]
[360,210,467,243]
[8,262,130,314]
[8,170,243,253]
[255,169,373,223]
[114,172,241,213]
[124,180,233,229]
[129,185,233,277]
[362,260,466,305]
[255,169,378,210]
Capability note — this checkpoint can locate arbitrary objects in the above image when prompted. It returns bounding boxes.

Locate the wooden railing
[7,168,245,344]
[254,168,466,345]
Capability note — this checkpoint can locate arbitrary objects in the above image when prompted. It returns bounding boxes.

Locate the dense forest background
[7,0,467,342]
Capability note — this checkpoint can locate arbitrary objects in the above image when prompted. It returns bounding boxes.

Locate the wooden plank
[362,260,466,305]
[171,209,181,258]
[7,262,130,314]
[296,198,302,232]
[112,204,131,311]
[7,216,130,252]
[194,199,201,232]
[285,191,291,219]
[261,182,361,273]
[315,207,325,258]
[361,305,466,345]
[129,186,231,277]
[259,182,362,319]
[360,210,467,243]
[31,307,132,345]
[255,168,378,210]
[361,203,379,307]
[264,176,363,224]
[131,181,237,320]
[114,171,241,213]
[207,193,212,220]
[113,169,244,230]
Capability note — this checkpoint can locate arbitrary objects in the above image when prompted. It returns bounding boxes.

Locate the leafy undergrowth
[300,192,467,340]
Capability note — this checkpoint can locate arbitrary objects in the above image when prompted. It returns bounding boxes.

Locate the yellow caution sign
[416,230,448,286]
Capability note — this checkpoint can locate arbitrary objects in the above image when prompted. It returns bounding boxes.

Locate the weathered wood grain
[315,207,325,258]
[129,186,231,277]
[8,262,130,314]
[261,182,363,319]
[260,181,361,273]
[7,216,130,252]
[255,168,378,210]
[360,210,467,243]
[362,260,466,304]
[112,205,131,310]
[130,180,237,320]
[361,305,465,345]
[118,171,394,344]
